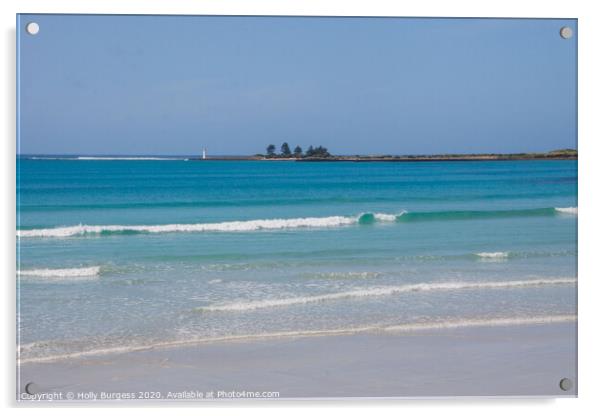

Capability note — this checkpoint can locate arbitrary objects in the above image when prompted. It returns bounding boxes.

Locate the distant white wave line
[200,278,576,312]
[475,252,509,258]
[17,215,368,238]
[76,156,185,160]
[19,314,576,364]
[28,156,186,160]
[17,266,100,278]
[28,157,72,160]
[555,207,578,214]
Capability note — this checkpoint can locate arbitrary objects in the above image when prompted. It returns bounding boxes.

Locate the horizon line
[17,149,577,158]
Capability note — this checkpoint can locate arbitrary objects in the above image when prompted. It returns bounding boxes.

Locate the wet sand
[18,322,576,401]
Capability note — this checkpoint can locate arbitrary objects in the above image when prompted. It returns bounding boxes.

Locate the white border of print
[2,0,600,415]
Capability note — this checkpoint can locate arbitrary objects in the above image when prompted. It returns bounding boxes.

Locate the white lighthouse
[202,148,207,160]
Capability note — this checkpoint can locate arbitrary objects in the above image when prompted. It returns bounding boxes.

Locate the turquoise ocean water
[17,158,577,362]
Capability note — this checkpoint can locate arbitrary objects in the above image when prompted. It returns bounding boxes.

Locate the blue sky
[18,15,577,155]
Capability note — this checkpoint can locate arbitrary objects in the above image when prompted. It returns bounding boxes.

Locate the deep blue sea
[16,158,577,362]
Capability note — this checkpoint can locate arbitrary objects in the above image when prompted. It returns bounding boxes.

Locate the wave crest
[198,278,576,312]
[357,212,401,224]
[17,206,577,238]
[475,252,509,259]
[18,266,100,280]
[555,207,578,215]
[18,216,358,238]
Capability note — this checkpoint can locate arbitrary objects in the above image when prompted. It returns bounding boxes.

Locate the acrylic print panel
[16,15,577,401]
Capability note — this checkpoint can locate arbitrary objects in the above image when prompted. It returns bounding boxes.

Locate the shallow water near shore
[17,159,577,363]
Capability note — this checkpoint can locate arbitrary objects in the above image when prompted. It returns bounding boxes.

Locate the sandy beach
[18,321,576,401]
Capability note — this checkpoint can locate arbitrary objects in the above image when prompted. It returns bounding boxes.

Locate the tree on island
[263,143,331,159]
[281,142,292,157]
[266,144,276,157]
[315,146,330,157]
[305,145,330,158]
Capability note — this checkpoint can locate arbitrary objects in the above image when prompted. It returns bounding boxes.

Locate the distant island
[260,143,332,159]
[193,144,577,162]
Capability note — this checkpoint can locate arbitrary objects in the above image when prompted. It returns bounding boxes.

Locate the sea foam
[17,216,359,238]
[17,266,100,279]
[199,278,576,312]
[19,314,576,364]
[555,207,578,215]
[475,252,509,259]
[373,213,399,222]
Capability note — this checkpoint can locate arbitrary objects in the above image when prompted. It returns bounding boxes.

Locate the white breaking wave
[17,215,364,238]
[19,314,576,364]
[555,207,578,215]
[199,278,576,312]
[17,266,100,279]
[17,207,577,239]
[373,213,399,222]
[475,252,509,259]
